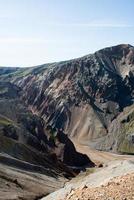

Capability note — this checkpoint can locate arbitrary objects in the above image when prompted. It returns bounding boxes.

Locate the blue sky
[0,0,134,67]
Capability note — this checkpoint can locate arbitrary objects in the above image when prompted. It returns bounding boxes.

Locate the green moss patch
[118,111,134,154]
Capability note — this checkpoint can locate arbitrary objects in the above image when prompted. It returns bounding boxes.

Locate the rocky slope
[41,159,134,200]
[64,172,134,200]
[0,157,66,200]
[1,44,133,154]
[0,80,92,199]
[0,44,134,199]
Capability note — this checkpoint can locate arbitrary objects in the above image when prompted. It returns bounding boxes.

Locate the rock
[98,163,103,168]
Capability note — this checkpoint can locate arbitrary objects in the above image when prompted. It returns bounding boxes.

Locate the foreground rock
[41,159,134,200]
[65,172,134,200]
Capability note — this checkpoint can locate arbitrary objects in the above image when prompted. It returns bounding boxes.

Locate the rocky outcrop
[46,126,94,167]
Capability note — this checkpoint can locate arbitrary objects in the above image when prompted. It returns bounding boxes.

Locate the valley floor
[71,139,134,165]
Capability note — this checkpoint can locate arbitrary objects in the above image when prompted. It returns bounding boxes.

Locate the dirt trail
[71,138,133,165]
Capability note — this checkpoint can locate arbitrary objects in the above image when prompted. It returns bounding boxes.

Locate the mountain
[1,44,134,154]
[0,44,134,199]
[0,67,95,199]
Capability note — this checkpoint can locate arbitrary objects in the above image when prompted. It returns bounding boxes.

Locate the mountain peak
[96,44,134,54]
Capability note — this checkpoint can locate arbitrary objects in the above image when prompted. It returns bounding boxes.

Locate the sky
[0,0,134,67]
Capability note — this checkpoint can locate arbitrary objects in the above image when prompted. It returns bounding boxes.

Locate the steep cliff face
[1,44,134,154]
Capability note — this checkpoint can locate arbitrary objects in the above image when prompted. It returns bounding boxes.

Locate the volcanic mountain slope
[0,44,134,199]
[0,81,94,199]
[1,44,134,155]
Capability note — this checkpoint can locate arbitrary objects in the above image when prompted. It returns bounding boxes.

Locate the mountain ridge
[0,43,133,68]
[1,44,134,155]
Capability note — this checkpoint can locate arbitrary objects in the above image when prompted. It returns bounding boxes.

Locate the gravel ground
[65,172,134,200]
[42,159,134,200]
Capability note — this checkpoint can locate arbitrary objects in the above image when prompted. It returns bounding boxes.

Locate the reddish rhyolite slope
[1,44,134,154]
